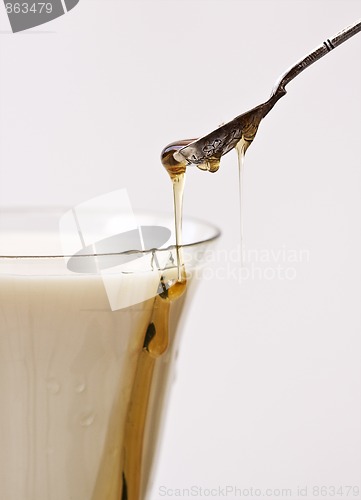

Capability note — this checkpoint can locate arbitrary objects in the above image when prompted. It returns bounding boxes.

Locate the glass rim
[0,207,221,260]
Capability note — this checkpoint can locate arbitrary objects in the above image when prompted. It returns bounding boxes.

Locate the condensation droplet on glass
[46,378,61,394]
[75,383,86,393]
[80,412,95,427]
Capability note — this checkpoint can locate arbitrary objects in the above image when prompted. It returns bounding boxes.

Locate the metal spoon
[171,19,361,169]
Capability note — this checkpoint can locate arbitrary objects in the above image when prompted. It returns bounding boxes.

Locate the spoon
[169,19,361,170]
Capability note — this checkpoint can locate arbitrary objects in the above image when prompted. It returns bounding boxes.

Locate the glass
[0,208,220,500]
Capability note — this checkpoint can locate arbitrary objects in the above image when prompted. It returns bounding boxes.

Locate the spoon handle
[272,19,361,96]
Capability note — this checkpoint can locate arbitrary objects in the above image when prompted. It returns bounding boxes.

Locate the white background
[0,1,360,499]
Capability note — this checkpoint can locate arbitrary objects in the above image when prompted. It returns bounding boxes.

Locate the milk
[0,259,189,499]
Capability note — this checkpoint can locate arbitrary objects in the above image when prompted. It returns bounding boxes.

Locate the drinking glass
[0,208,220,500]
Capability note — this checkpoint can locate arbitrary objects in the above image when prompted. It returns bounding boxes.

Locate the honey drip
[236,137,252,265]
[121,141,189,499]
[161,139,193,283]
